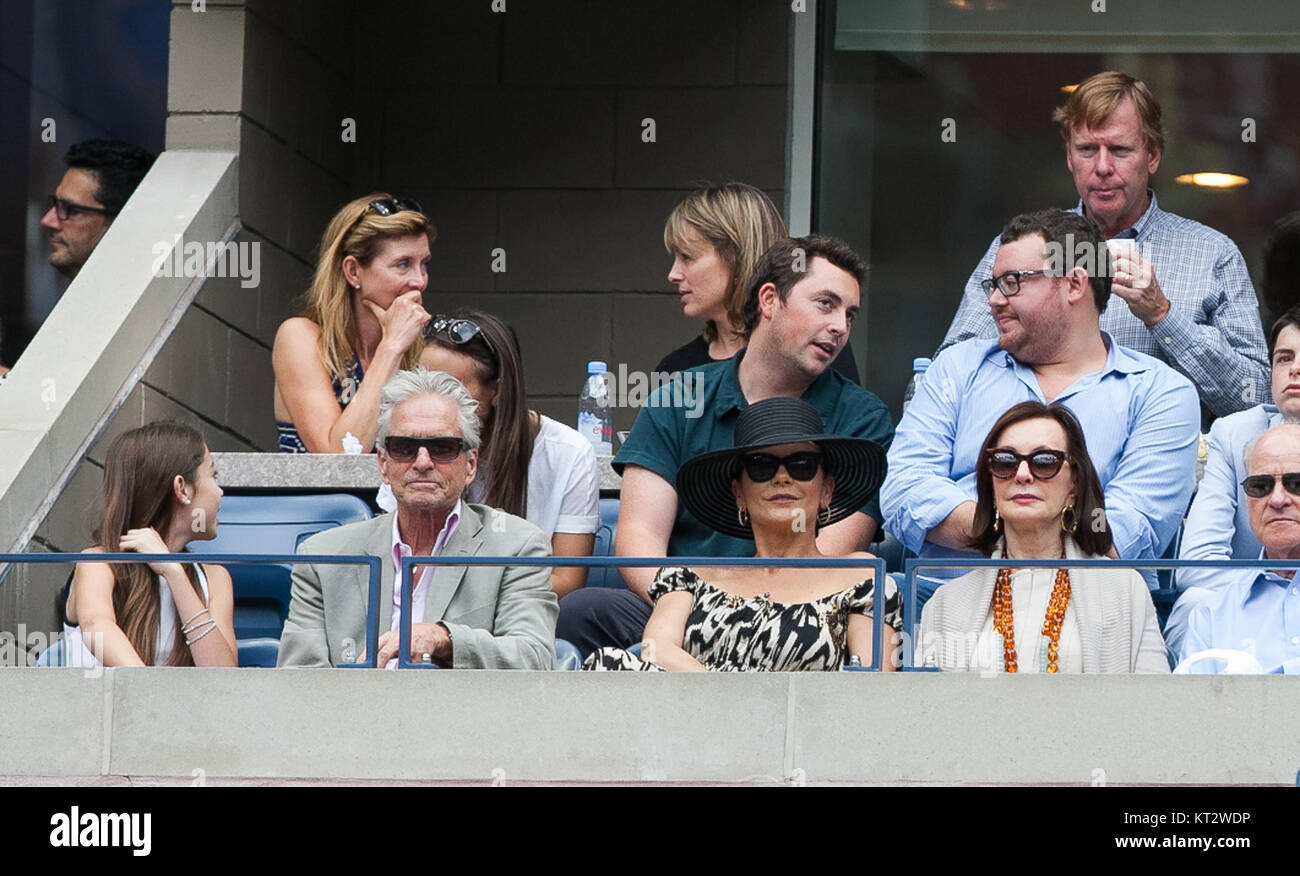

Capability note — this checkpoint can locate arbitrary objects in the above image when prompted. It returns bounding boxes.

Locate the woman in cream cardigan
[918,401,1168,674]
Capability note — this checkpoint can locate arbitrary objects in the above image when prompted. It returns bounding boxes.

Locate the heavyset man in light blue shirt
[1177,424,1300,674]
[881,208,1200,603]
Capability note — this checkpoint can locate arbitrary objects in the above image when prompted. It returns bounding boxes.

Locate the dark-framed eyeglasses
[738,451,823,483]
[424,316,496,358]
[980,269,1054,298]
[1241,473,1300,499]
[986,448,1069,480]
[367,197,423,217]
[382,435,467,463]
[46,195,116,221]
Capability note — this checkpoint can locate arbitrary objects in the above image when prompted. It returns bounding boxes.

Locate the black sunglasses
[424,316,496,358]
[739,451,823,483]
[1242,473,1300,499]
[47,194,116,221]
[368,197,423,217]
[383,435,467,463]
[986,448,1069,480]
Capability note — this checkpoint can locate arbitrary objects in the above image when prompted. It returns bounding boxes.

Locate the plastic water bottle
[902,357,931,409]
[578,360,613,455]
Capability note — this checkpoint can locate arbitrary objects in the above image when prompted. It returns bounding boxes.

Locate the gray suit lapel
[361,514,395,637]
[422,506,482,623]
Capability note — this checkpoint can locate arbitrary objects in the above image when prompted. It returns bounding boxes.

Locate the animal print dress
[584,566,902,671]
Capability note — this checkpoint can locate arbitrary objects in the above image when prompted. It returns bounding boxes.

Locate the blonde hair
[1053,71,1165,156]
[664,183,786,343]
[303,193,436,381]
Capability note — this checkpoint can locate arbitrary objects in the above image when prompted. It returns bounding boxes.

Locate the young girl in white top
[64,421,236,667]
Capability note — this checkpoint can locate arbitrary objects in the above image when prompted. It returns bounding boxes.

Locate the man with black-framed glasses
[881,208,1200,609]
[1176,424,1300,673]
[278,367,558,669]
[38,139,154,279]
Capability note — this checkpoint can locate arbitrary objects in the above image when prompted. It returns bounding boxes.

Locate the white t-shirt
[378,415,600,539]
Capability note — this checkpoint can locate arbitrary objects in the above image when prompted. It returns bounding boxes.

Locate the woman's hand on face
[364,290,431,354]
[119,528,184,579]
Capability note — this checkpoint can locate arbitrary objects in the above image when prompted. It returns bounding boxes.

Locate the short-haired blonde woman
[655,183,860,382]
[273,194,439,452]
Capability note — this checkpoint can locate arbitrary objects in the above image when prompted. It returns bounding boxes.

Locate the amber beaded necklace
[992,564,1072,673]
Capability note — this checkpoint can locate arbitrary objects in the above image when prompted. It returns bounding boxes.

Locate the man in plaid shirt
[938,71,1267,421]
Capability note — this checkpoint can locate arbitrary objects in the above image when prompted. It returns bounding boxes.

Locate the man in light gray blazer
[277,368,557,669]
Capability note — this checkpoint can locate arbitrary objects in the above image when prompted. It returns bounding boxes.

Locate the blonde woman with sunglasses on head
[273,194,441,453]
[918,401,1168,674]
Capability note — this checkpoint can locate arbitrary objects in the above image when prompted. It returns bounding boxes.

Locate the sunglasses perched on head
[986,448,1069,479]
[383,435,467,463]
[424,316,496,359]
[1242,473,1300,499]
[367,197,423,217]
[738,451,823,483]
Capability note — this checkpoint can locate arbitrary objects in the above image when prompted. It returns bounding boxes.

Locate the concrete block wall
[354,0,792,432]
[164,0,793,436]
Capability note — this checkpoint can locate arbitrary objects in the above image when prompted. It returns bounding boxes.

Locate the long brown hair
[424,310,532,517]
[304,193,436,381]
[94,421,208,666]
[968,401,1112,557]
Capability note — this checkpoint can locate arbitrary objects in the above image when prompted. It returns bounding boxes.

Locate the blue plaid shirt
[938,193,1269,419]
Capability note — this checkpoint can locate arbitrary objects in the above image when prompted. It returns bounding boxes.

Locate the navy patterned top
[276,352,364,452]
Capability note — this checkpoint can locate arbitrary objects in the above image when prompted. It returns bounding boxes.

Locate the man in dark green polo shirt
[557,234,894,656]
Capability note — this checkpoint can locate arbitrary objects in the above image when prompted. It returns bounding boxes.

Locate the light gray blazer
[917,537,1170,674]
[276,504,557,669]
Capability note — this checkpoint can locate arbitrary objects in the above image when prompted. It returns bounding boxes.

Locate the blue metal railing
[0,552,381,668]
[902,556,1300,669]
[397,555,892,670]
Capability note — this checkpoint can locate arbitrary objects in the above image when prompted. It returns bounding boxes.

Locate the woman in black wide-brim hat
[584,397,901,672]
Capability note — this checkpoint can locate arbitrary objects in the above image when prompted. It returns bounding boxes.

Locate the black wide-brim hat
[676,397,887,540]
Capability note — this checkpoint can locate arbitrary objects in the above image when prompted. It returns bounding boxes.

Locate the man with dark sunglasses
[278,368,557,669]
[1168,305,1300,654]
[39,139,155,280]
[555,235,894,656]
[1177,424,1300,673]
[882,208,1200,607]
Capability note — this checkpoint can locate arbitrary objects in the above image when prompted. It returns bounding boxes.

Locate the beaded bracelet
[185,619,218,646]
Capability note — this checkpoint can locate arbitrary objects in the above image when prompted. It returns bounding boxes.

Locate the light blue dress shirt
[1176,403,1282,593]
[938,193,1269,419]
[1179,563,1300,674]
[880,333,1200,586]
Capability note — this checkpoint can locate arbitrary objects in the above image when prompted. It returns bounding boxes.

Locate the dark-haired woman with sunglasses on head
[406,309,599,597]
[585,397,899,671]
[273,194,442,453]
[918,401,1168,673]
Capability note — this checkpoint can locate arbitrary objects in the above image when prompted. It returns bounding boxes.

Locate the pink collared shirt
[387,501,462,669]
